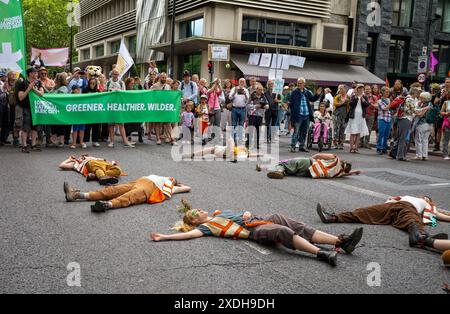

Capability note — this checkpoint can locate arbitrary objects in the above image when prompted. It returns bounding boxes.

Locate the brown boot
[64,182,81,202]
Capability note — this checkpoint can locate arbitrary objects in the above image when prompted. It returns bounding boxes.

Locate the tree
[22,0,79,67]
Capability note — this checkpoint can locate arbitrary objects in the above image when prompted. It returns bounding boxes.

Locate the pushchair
[307,119,332,152]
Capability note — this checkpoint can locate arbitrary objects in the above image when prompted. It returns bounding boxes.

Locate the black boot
[316,203,338,224]
[91,201,110,213]
[99,176,119,186]
[316,250,337,267]
[86,173,97,182]
[408,223,430,248]
[337,227,364,254]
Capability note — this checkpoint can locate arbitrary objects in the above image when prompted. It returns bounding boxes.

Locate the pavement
[0,133,449,294]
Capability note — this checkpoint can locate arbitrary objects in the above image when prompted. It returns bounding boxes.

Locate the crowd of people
[0,64,450,160]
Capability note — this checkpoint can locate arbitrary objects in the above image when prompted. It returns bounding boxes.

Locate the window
[81,49,90,61]
[179,17,204,39]
[180,53,201,78]
[110,40,120,54]
[128,35,136,54]
[366,34,378,73]
[438,0,450,32]
[433,43,450,77]
[392,0,414,27]
[388,38,410,73]
[95,45,104,58]
[241,17,312,47]
[323,27,344,51]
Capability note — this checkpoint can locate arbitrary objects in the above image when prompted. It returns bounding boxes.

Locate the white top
[386,196,431,215]
[347,89,355,97]
[324,93,334,113]
[229,87,250,108]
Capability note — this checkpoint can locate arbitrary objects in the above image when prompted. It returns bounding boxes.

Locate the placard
[273,79,285,95]
[259,53,272,67]
[208,44,230,61]
[248,53,261,66]
[290,56,306,68]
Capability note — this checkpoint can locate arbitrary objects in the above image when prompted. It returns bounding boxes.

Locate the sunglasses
[190,209,200,218]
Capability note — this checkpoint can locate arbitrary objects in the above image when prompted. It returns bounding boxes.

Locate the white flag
[116,40,134,80]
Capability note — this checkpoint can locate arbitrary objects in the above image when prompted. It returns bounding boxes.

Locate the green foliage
[22,0,78,65]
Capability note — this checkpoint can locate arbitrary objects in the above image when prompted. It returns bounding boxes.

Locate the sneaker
[81,143,87,149]
[412,156,422,161]
[31,145,42,152]
[445,156,450,160]
[21,146,30,154]
[108,142,115,148]
[338,228,364,254]
[93,142,100,147]
[57,142,64,148]
[124,143,135,148]
[91,201,110,213]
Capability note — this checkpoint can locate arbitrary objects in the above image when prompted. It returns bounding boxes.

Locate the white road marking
[428,183,450,187]
[241,241,272,255]
[322,180,390,200]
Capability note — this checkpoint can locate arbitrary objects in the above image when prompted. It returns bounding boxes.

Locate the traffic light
[208,61,214,74]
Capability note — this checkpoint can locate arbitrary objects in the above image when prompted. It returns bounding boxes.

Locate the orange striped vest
[144,175,175,204]
[203,216,251,239]
[309,158,344,179]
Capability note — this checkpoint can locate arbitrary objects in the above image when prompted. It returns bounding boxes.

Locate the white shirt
[386,196,431,215]
[324,93,334,113]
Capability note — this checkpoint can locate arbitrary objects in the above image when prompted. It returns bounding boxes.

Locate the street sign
[422,46,428,56]
[208,44,230,62]
[417,73,426,84]
[418,56,428,73]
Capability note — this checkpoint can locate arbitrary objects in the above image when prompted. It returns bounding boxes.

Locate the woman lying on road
[150,200,364,267]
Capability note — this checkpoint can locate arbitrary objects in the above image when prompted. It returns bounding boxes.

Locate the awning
[231,54,385,86]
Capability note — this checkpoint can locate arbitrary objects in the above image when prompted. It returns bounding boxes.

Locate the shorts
[72,124,86,132]
[14,105,23,130]
[21,107,37,132]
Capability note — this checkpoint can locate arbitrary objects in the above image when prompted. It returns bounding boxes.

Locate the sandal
[22,146,30,153]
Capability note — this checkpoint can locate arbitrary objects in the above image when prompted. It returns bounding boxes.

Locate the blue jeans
[291,115,310,148]
[232,107,246,142]
[377,119,391,152]
[278,110,289,132]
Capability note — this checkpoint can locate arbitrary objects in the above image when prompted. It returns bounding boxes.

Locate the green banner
[29,90,182,125]
[0,0,27,74]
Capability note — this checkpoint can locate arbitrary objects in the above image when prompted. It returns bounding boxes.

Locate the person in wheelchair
[309,102,332,150]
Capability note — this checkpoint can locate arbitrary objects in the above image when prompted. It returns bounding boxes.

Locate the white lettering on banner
[66,103,105,112]
[35,100,60,114]
[107,103,145,111]
[147,103,176,111]
[0,16,23,30]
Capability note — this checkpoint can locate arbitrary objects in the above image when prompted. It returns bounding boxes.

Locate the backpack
[425,104,439,124]
[180,81,195,94]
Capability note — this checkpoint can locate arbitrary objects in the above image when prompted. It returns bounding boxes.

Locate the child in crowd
[181,101,195,144]
[197,95,209,145]
[70,86,87,149]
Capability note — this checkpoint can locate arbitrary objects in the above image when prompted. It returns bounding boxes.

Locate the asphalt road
[1,135,449,294]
